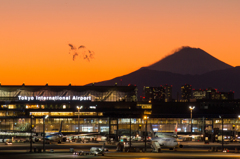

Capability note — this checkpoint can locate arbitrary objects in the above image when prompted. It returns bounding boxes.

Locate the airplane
[35,121,63,143]
[73,143,106,156]
[150,122,183,150]
[150,135,179,150]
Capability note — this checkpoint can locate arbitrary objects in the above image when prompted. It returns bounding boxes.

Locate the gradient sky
[1,0,240,85]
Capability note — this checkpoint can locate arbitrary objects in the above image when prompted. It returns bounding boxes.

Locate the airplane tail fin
[59,121,63,133]
[174,122,178,135]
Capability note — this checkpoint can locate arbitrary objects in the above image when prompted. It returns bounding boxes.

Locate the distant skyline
[1,0,240,85]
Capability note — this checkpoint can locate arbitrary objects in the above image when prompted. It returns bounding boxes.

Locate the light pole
[189,106,195,135]
[30,115,34,152]
[77,106,83,134]
[143,116,149,152]
[129,118,131,149]
[43,115,49,152]
[220,115,224,151]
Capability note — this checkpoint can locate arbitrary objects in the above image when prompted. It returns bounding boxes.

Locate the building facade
[0,85,139,135]
[192,88,234,100]
[0,85,240,141]
[181,84,192,101]
[143,85,172,102]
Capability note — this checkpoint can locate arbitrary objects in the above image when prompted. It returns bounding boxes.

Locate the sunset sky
[1,0,240,85]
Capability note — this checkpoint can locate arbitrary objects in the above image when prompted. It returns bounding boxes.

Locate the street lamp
[30,115,34,153]
[43,115,49,152]
[189,106,195,135]
[143,115,149,152]
[129,117,131,149]
[219,115,224,151]
[77,106,83,134]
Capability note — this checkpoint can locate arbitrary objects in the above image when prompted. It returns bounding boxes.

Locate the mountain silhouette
[148,46,233,75]
[86,47,239,99]
[86,67,240,99]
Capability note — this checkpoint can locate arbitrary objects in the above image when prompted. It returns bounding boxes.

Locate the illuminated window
[205,120,212,125]
[74,112,97,116]
[36,118,43,124]
[8,105,17,109]
[182,119,189,124]
[63,105,66,109]
[82,127,93,132]
[1,105,16,109]
[0,111,6,116]
[144,110,152,115]
[30,112,49,116]
[137,104,152,109]
[100,126,109,132]
[98,112,103,116]
[50,112,73,116]
[1,105,7,108]
[26,105,40,109]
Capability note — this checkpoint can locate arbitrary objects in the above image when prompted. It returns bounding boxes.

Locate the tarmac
[1,151,240,159]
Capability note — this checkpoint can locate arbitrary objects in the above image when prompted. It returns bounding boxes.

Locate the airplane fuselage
[151,136,178,148]
[45,132,63,142]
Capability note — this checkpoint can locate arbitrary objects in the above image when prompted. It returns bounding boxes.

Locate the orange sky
[1,0,240,85]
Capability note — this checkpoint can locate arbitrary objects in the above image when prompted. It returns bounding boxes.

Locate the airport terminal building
[1,85,240,140]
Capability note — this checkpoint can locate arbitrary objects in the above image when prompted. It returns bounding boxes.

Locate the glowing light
[77,106,83,109]
[189,106,195,110]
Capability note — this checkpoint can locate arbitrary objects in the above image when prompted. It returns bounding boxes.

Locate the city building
[142,85,172,102]
[192,89,207,99]
[181,84,192,101]
[192,88,234,100]
[0,84,240,142]
[164,84,172,102]
[143,86,165,102]
[219,91,234,100]
[0,85,139,135]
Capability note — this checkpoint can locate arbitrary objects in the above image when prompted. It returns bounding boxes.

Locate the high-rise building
[192,87,235,100]
[143,86,165,102]
[164,84,172,102]
[143,85,172,102]
[192,89,207,99]
[219,91,234,100]
[206,88,218,99]
[181,84,192,100]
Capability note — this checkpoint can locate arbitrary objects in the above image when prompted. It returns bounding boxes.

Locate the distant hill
[147,46,233,75]
[86,47,239,98]
[86,67,240,99]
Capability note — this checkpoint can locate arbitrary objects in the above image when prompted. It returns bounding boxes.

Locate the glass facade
[1,85,240,139]
[0,118,31,132]
[1,117,240,134]
[0,86,137,102]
